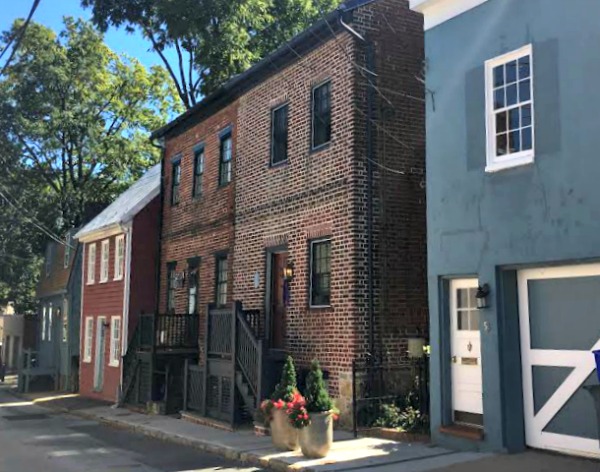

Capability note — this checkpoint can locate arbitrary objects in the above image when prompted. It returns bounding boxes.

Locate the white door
[450,279,483,427]
[519,264,600,458]
[94,317,106,391]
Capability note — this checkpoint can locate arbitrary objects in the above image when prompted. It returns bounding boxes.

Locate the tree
[0,17,182,230]
[272,355,297,402]
[81,0,339,108]
[304,360,333,413]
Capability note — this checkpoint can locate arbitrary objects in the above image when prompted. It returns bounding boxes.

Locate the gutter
[339,12,376,360]
[119,222,133,401]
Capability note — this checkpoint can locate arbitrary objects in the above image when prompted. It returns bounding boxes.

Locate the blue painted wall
[425,0,600,452]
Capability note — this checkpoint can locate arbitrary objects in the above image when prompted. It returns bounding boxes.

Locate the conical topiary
[304,360,334,413]
[272,355,297,402]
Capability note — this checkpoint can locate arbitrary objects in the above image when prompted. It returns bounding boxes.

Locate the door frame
[94,316,107,391]
[264,245,288,350]
[518,263,600,457]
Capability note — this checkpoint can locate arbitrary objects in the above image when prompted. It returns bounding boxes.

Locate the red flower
[273,399,285,410]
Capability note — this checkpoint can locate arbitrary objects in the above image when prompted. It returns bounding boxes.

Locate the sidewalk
[4,385,600,472]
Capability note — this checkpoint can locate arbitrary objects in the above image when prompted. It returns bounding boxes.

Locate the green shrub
[271,355,297,402]
[304,360,334,413]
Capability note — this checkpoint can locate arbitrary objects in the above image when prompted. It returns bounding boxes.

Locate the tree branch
[174,37,190,107]
[14,132,60,194]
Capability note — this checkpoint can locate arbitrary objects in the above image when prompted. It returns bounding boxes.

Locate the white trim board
[410,0,489,31]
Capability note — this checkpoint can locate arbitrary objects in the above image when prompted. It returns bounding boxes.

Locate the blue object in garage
[594,350,600,382]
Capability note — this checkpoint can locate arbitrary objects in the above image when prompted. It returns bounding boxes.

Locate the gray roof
[75,164,161,239]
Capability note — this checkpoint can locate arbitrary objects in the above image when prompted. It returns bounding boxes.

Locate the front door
[450,279,483,427]
[270,252,288,350]
[94,317,106,391]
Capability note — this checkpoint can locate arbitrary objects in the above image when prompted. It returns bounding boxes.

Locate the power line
[0,0,42,76]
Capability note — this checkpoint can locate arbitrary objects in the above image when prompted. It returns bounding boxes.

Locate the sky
[0,0,164,69]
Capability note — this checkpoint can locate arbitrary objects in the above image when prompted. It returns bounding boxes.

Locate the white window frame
[485,44,534,172]
[47,303,53,342]
[100,239,110,283]
[83,317,93,363]
[87,243,96,284]
[114,235,125,281]
[109,316,121,367]
[309,237,332,308]
[41,306,47,341]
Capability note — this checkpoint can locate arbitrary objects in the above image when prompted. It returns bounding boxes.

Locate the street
[0,388,263,472]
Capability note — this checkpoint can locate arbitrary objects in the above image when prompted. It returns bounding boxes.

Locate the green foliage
[271,355,297,402]
[372,403,402,428]
[81,0,341,106]
[304,359,334,413]
[372,389,429,434]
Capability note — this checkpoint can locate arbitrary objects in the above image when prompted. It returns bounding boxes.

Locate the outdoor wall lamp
[476,284,490,309]
[284,261,295,282]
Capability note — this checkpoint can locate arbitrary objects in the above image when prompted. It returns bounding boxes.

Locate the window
[215,254,228,307]
[171,159,181,205]
[485,44,534,172]
[109,317,121,366]
[87,243,96,284]
[100,239,109,283]
[84,317,93,362]
[219,131,233,185]
[312,81,332,149]
[193,145,204,197]
[456,287,480,331]
[64,233,71,269]
[188,257,200,314]
[166,262,176,313]
[45,244,52,278]
[114,235,125,280]
[41,306,47,341]
[47,304,53,342]
[62,299,68,342]
[310,239,331,307]
[271,104,289,165]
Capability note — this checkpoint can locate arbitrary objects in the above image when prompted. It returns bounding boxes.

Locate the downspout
[339,14,376,361]
[119,222,133,402]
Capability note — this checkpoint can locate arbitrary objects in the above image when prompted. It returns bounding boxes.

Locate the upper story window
[166,262,176,313]
[485,44,534,172]
[215,254,228,307]
[219,131,233,186]
[271,104,289,166]
[193,145,205,197]
[100,239,109,283]
[310,238,332,307]
[171,158,181,205]
[64,233,71,269]
[87,243,96,284]
[312,81,332,150]
[187,257,200,314]
[114,234,125,281]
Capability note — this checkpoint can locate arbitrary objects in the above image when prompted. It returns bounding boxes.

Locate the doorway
[268,250,288,350]
[449,279,483,427]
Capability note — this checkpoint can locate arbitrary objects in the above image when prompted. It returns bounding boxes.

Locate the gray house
[27,230,82,392]
[412,0,600,457]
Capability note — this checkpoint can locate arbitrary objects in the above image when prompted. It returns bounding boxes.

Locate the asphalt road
[0,388,263,472]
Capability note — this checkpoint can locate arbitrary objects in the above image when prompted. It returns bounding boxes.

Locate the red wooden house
[75,165,160,402]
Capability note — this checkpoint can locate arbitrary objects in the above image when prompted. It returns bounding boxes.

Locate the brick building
[148,0,426,422]
[75,165,160,403]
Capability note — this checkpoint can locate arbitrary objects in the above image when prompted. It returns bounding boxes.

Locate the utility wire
[0,0,42,76]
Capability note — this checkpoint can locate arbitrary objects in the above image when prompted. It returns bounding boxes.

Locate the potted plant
[260,356,300,450]
[298,360,339,458]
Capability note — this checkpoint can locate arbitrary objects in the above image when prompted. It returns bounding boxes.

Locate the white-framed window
[109,316,121,367]
[41,306,47,341]
[83,317,93,363]
[47,303,53,342]
[87,243,96,284]
[114,235,125,281]
[485,44,534,172]
[100,239,110,283]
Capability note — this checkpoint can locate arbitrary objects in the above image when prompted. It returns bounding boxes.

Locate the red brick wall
[159,104,238,361]
[129,196,160,337]
[80,235,124,402]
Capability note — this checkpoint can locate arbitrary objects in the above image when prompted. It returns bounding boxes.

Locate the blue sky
[1,0,164,68]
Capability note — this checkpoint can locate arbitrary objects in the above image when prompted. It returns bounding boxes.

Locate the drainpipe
[119,222,133,402]
[339,14,376,362]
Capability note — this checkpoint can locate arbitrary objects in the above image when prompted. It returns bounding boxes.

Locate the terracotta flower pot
[270,408,299,451]
[299,411,333,458]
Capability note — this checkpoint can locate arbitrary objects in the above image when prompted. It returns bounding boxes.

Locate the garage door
[519,264,600,458]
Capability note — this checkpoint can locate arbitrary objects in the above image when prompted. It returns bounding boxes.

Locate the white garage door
[519,264,600,458]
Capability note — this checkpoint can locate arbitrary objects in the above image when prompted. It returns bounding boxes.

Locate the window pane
[494,88,505,110]
[311,240,331,306]
[469,310,480,331]
[496,133,508,156]
[496,111,507,133]
[506,84,518,107]
[506,60,517,83]
[518,55,530,79]
[458,311,469,330]
[509,130,520,153]
[521,104,532,127]
[509,108,520,130]
[272,105,288,165]
[493,65,504,87]
[522,127,533,150]
[519,79,531,102]
[468,288,477,308]
[457,289,468,308]
[312,82,331,148]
